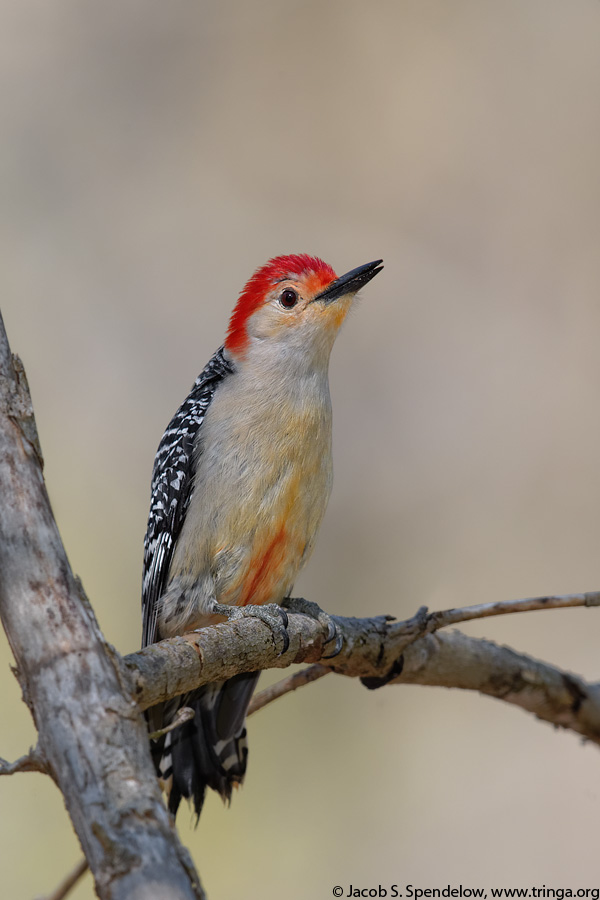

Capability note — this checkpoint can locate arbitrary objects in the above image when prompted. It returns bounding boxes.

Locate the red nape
[225,254,337,355]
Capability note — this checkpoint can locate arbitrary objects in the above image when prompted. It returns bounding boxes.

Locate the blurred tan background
[2,0,600,897]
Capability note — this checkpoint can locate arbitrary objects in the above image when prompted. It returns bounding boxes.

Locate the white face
[244,275,356,367]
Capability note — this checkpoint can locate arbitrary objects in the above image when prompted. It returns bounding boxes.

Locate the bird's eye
[279,289,298,309]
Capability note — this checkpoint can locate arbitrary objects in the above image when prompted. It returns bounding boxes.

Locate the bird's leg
[281,597,343,658]
[209,602,290,654]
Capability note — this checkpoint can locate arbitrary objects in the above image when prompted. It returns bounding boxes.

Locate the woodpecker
[142,253,383,817]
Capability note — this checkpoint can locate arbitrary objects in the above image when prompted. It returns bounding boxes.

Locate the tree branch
[0,311,204,900]
[425,591,600,629]
[248,664,331,715]
[123,602,600,746]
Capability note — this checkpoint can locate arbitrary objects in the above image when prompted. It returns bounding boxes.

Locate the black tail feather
[150,671,260,819]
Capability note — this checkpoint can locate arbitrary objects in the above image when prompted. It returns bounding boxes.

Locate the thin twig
[148,706,195,741]
[0,747,47,776]
[427,591,600,631]
[35,858,89,900]
[248,664,330,715]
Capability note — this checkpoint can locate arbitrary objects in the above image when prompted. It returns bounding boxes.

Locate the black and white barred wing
[142,346,233,648]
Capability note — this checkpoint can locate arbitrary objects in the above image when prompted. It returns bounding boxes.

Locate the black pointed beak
[314,259,384,304]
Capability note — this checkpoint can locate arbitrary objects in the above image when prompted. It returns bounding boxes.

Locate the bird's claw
[281,597,343,658]
[212,602,290,654]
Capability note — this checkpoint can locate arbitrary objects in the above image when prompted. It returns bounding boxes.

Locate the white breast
[166,363,334,628]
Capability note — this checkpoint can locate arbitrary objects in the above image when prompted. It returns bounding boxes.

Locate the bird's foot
[211,602,290,654]
[281,597,343,658]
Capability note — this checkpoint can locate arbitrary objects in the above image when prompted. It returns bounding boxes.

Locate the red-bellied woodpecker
[142,253,383,817]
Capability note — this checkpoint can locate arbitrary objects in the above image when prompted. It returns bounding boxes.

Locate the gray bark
[124,610,600,746]
[0,311,204,900]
